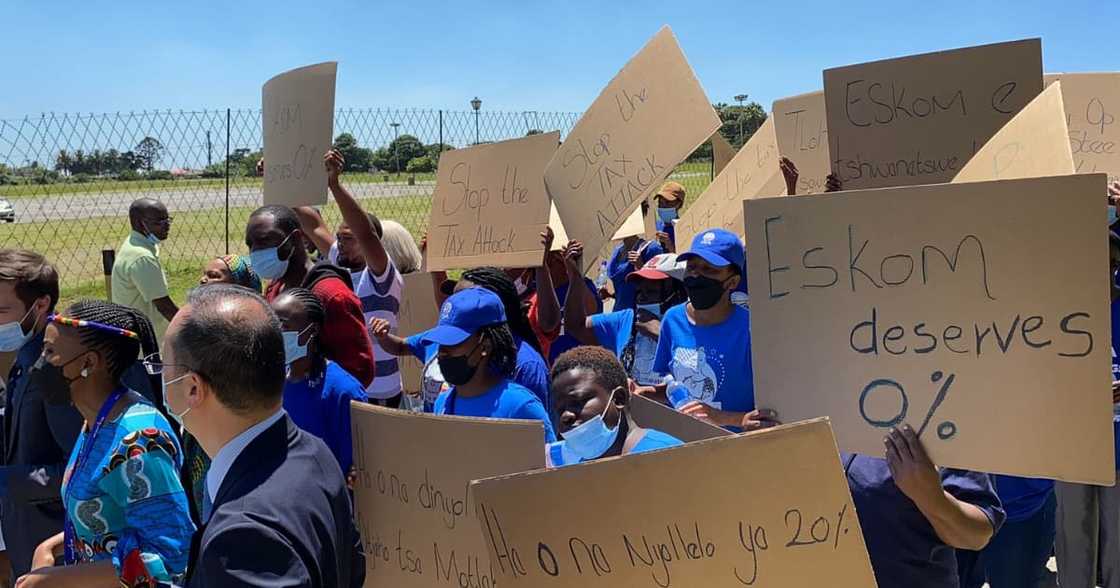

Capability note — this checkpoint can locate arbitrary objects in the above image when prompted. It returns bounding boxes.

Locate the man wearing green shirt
[111,198,178,339]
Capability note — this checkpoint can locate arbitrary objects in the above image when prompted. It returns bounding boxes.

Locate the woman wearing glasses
[17,300,194,588]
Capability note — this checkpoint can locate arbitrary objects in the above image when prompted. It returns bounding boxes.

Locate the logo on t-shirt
[672,346,723,405]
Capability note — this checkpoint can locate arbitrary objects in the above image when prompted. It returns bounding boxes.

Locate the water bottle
[663,375,691,409]
[593,260,610,290]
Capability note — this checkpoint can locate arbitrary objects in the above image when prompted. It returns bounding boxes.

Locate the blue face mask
[282,325,313,365]
[250,234,293,280]
[636,302,663,319]
[657,207,678,224]
[1109,205,1117,227]
[0,306,36,352]
[562,387,622,460]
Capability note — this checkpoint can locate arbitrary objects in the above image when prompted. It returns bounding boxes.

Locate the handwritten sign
[471,418,876,587]
[953,81,1074,183]
[629,395,731,443]
[824,39,1042,190]
[611,207,647,240]
[548,203,570,252]
[262,62,337,206]
[773,91,830,194]
[546,26,720,272]
[351,404,544,587]
[1045,72,1120,184]
[744,174,1114,484]
[397,272,440,395]
[675,117,786,248]
[427,132,560,270]
[711,132,736,178]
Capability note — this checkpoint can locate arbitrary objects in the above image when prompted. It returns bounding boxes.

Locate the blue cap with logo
[679,228,745,270]
[420,287,507,346]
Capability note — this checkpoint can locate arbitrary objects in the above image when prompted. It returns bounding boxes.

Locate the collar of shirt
[206,409,286,504]
[128,230,158,254]
[8,330,44,394]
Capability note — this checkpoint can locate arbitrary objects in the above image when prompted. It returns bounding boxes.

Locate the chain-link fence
[0,108,714,302]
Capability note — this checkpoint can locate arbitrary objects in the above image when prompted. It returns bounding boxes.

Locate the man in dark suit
[161,284,364,587]
[0,250,82,581]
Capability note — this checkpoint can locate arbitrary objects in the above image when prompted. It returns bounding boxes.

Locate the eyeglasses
[141,353,188,376]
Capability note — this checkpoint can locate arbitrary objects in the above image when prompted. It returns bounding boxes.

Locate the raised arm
[294,206,336,258]
[534,228,562,335]
[325,150,390,275]
[561,241,597,345]
[369,318,412,357]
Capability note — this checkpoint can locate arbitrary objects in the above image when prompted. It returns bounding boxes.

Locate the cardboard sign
[471,418,877,587]
[711,132,736,178]
[427,132,560,271]
[744,174,1114,484]
[953,81,1074,183]
[824,39,1042,190]
[351,404,545,587]
[1045,72,1120,184]
[675,118,786,248]
[774,91,830,194]
[546,26,720,272]
[548,202,570,252]
[396,272,440,395]
[611,207,647,240]
[629,395,731,443]
[262,62,337,206]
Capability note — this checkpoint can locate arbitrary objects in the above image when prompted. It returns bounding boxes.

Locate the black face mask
[29,354,86,406]
[684,275,730,311]
[438,342,482,386]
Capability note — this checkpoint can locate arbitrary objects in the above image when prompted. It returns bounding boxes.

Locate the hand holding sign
[262,61,337,207]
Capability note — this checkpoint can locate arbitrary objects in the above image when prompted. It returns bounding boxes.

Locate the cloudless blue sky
[2,0,1116,118]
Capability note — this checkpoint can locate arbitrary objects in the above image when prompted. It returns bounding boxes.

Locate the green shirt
[111,230,170,339]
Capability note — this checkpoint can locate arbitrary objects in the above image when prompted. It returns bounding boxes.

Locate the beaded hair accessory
[48,314,140,340]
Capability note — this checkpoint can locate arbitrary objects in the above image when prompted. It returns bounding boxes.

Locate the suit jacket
[186,415,365,587]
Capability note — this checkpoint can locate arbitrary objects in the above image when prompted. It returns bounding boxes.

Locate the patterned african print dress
[61,398,195,587]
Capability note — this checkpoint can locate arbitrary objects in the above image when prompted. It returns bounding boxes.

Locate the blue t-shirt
[406,333,551,411]
[434,380,557,443]
[844,454,1005,588]
[991,475,1053,523]
[591,309,659,385]
[652,303,754,420]
[1111,298,1120,469]
[282,361,368,472]
[548,428,683,467]
[607,240,664,312]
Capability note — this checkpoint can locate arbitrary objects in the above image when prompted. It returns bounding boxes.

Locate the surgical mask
[684,275,730,311]
[162,373,192,428]
[30,354,88,406]
[250,234,293,280]
[438,342,482,386]
[562,387,622,460]
[514,275,530,297]
[1109,205,1117,226]
[636,302,663,319]
[283,325,313,365]
[657,207,678,223]
[142,221,162,246]
[0,306,37,352]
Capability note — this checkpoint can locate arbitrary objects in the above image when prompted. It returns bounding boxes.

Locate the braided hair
[461,267,541,354]
[276,288,327,381]
[65,299,162,406]
[478,323,518,378]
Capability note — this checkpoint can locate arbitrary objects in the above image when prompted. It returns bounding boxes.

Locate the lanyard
[63,386,127,564]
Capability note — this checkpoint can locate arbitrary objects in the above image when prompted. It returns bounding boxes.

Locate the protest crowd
[3,31,1120,588]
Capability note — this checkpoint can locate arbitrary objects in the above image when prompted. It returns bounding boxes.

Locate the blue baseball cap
[421,287,506,346]
[679,228,745,270]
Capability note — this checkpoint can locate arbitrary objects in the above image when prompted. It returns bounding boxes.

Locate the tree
[372,134,426,173]
[332,133,374,172]
[526,129,544,136]
[714,101,767,149]
[425,142,454,161]
[406,156,435,174]
[55,150,73,174]
[135,136,165,172]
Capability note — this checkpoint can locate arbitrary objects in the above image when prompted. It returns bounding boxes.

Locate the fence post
[101,249,116,300]
[225,108,231,255]
[438,110,443,161]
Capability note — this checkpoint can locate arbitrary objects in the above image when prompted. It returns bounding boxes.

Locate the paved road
[8,181,436,224]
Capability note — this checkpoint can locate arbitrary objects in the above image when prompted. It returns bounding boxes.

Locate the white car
[0,198,13,222]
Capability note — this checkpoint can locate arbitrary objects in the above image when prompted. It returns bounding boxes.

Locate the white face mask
[562,387,622,460]
[636,302,663,319]
[162,373,192,429]
[282,325,314,366]
[0,305,37,352]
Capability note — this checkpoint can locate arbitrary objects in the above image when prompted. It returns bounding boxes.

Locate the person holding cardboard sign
[546,345,683,467]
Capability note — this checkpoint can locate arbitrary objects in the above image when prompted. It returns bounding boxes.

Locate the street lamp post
[389,122,401,177]
[733,94,749,146]
[470,97,482,144]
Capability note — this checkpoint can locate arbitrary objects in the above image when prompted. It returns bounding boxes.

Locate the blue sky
[1,0,1115,118]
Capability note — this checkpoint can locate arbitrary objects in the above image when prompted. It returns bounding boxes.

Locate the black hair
[551,345,628,396]
[170,284,286,413]
[0,249,59,313]
[276,287,326,380]
[461,267,542,354]
[65,300,161,400]
[479,323,518,378]
[249,204,300,236]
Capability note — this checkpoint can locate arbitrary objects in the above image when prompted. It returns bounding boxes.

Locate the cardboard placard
[629,395,731,443]
[262,62,337,206]
[711,132,736,178]
[953,81,1074,183]
[545,26,720,272]
[611,207,647,240]
[471,418,876,587]
[675,117,786,248]
[351,404,545,587]
[1045,72,1120,184]
[427,132,560,271]
[744,174,1114,484]
[396,272,440,395]
[548,202,570,252]
[774,91,830,194]
[824,39,1043,190]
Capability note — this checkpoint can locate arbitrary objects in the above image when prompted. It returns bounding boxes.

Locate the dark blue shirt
[282,361,368,472]
[844,454,1005,588]
[405,334,551,411]
[606,239,664,311]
